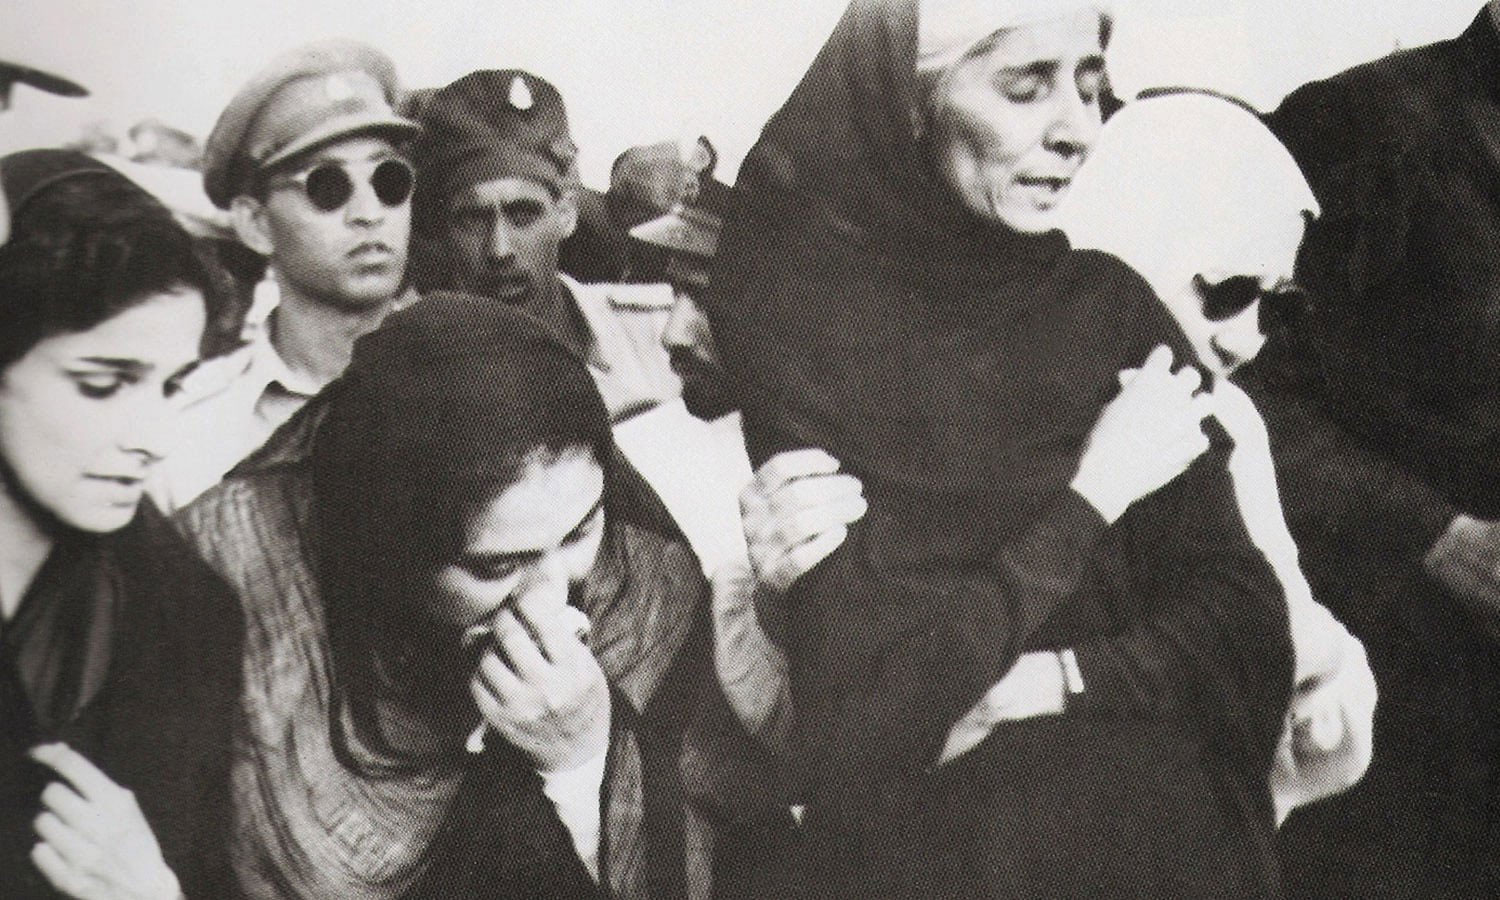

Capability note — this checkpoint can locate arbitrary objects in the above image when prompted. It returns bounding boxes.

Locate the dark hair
[310,296,613,774]
[0,172,217,371]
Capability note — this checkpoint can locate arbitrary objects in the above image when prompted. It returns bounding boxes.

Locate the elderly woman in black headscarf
[177,294,714,899]
[0,150,241,899]
[706,0,1293,896]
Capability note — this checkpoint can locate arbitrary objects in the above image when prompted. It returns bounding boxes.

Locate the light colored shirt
[149,287,417,514]
[561,274,683,423]
[540,749,610,881]
[148,323,320,514]
[612,402,753,578]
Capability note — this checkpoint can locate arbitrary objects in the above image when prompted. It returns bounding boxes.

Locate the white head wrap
[1103,0,1269,108]
[1056,92,1316,296]
[917,0,1115,74]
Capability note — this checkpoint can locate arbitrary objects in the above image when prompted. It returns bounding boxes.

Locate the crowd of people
[1,0,1498,897]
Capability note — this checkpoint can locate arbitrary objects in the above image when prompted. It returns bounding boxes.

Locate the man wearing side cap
[148,40,420,512]
[411,69,679,424]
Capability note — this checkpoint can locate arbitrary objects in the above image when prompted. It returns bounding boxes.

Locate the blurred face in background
[927,11,1107,233]
[660,253,735,420]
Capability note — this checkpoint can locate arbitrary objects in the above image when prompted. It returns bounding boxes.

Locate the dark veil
[307,293,702,775]
[708,0,1177,500]
[703,0,1207,821]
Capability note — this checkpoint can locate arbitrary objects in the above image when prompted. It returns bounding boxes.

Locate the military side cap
[412,69,577,222]
[607,136,721,232]
[202,39,420,209]
[621,136,731,259]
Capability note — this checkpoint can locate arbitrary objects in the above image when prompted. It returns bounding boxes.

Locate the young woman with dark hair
[0,149,242,900]
[177,295,715,899]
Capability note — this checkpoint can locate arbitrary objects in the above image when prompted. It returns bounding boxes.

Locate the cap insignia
[508,75,534,111]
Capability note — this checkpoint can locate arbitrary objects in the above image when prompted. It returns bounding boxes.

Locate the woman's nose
[1044,91,1099,158]
[117,397,175,465]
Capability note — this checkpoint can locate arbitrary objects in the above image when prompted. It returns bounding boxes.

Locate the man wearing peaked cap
[149,40,421,513]
[628,162,736,423]
[411,69,680,424]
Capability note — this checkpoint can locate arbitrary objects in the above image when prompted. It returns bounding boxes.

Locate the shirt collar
[250,316,325,400]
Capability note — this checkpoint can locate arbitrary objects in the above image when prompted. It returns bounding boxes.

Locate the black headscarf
[709,0,1181,506]
[309,293,702,775]
[705,0,1211,825]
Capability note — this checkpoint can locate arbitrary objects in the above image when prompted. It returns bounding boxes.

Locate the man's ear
[555,187,579,241]
[230,194,275,257]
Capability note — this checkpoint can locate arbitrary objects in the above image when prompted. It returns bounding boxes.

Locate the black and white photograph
[1,0,1497,896]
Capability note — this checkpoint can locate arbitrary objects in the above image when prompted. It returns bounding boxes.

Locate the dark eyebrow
[459,497,605,569]
[561,497,606,543]
[1077,54,1106,74]
[75,357,150,373]
[998,60,1060,80]
[503,197,547,214]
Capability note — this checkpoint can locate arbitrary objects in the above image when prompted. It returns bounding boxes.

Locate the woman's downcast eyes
[68,371,134,400]
[991,64,1104,106]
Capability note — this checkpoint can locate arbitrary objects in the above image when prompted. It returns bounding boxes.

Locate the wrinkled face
[443,177,578,306]
[928,12,1106,232]
[0,289,205,532]
[255,135,412,310]
[1159,207,1309,378]
[430,446,606,629]
[660,254,735,420]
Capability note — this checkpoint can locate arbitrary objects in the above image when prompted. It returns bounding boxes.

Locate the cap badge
[508,75,534,111]
[324,74,355,102]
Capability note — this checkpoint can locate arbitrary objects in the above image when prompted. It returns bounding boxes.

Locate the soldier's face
[443,177,578,307]
[254,136,412,311]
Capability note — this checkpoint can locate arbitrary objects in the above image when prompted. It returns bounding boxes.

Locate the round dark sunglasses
[1193,273,1311,325]
[276,158,415,212]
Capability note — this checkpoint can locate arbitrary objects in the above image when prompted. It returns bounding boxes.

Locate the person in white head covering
[704,0,1299,896]
[1056,91,1378,826]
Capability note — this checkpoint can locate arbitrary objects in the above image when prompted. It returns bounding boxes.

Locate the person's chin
[336,272,404,308]
[63,501,140,534]
[483,277,533,305]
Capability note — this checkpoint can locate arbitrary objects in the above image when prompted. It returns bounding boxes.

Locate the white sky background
[1,0,1490,187]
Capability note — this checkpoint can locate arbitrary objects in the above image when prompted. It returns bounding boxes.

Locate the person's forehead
[30,288,205,364]
[963,12,1105,72]
[282,134,403,174]
[1194,206,1309,280]
[452,175,554,209]
[462,448,604,553]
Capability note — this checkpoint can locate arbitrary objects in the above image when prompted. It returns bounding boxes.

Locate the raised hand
[1070,344,1216,523]
[29,743,182,900]
[740,448,867,594]
[469,562,611,773]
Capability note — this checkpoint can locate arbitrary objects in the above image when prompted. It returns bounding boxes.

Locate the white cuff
[540,747,609,881]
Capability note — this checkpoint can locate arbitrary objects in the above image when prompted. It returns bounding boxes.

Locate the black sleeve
[783,483,1111,821]
[1063,443,1295,772]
